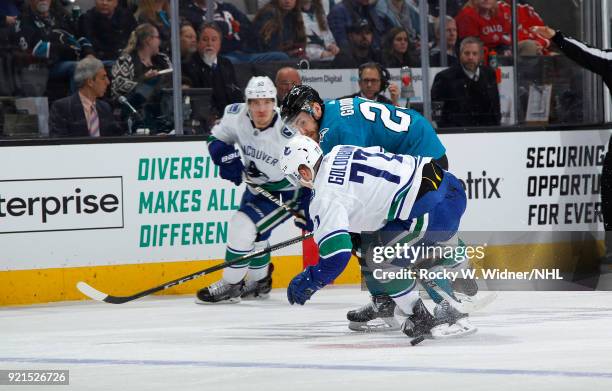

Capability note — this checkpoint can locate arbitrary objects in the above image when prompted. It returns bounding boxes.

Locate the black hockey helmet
[280,85,324,124]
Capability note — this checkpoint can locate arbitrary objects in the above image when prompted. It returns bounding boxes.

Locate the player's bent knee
[227,211,258,250]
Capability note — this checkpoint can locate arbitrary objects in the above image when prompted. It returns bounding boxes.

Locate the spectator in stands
[182,22,242,120]
[253,0,307,59]
[375,0,418,43]
[180,21,197,63]
[135,0,171,53]
[330,19,382,68]
[498,1,549,54]
[455,0,511,55]
[430,15,459,66]
[13,0,94,91]
[301,0,340,61]
[431,36,500,127]
[381,27,419,68]
[340,62,400,106]
[111,23,172,131]
[327,0,393,51]
[275,66,301,101]
[428,0,465,18]
[78,0,137,62]
[180,0,289,64]
[0,0,19,28]
[518,39,543,56]
[50,57,122,137]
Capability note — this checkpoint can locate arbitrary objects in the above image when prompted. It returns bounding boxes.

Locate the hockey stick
[77,232,313,304]
[244,178,306,220]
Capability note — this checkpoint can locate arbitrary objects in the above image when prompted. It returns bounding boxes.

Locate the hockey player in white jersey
[196,76,309,304]
[279,135,475,341]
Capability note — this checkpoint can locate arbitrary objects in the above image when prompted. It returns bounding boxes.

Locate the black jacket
[180,1,253,54]
[330,46,382,69]
[552,31,612,93]
[181,54,243,117]
[78,7,137,61]
[49,93,123,137]
[13,9,93,64]
[431,64,501,127]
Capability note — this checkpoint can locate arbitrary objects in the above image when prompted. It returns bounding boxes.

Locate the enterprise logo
[0,176,124,234]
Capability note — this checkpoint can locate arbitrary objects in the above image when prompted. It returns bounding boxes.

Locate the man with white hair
[49,57,122,137]
[195,76,310,304]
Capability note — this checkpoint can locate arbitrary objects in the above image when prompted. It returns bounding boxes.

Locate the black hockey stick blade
[77,232,313,304]
[410,336,426,346]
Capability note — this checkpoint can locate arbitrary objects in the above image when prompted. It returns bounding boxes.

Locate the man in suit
[431,36,501,128]
[182,22,243,120]
[50,57,123,137]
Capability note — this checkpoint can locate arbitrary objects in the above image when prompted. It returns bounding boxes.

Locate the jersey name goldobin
[310,145,431,252]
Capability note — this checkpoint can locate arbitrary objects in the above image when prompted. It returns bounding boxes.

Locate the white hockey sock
[247,264,269,281]
[392,291,420,315]
[223,266,249,284]
[221,211,258,285]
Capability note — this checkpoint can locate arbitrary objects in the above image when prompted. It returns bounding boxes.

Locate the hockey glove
[209,139,244,186]
[287,266,325,305]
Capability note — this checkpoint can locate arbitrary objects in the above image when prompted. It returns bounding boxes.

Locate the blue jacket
[327,0,392,50]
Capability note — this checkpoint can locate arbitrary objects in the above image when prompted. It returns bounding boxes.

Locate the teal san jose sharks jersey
[318,97,446,159]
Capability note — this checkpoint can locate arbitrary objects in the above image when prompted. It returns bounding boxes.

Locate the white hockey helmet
[279,135,323,188]
[245,76,277,106]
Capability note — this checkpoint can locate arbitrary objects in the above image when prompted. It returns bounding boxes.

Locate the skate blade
[348,318,400,332]
[240,292,270,300]
[194,297,241,305]
[456,292,498,313]
[430,319,478,339]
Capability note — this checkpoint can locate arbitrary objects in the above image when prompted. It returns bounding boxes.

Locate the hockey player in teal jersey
[280,84,462,331]
[280,84,448,169]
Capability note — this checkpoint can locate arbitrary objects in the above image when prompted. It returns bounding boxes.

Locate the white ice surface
[1,287,612,391]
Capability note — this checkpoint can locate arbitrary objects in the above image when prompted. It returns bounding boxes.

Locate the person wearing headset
[340,62,400,106]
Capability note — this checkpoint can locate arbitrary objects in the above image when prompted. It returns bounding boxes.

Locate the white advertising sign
[0,129,609,270]
[0,143,301,270]
[0,176,123,233]
[442,130,609,232]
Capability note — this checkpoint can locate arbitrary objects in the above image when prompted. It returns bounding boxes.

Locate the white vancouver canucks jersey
[310,145,430,245]
[211,103,297,187]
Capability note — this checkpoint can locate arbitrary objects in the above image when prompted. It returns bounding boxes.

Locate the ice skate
[401,299,435,343]
[347,294,400,332]
[241,264,274,300]
[195,279,245,304]
[430,300,478,339]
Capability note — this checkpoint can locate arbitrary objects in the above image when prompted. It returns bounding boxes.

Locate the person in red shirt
[455,0,511,55]
[498,1,550,54]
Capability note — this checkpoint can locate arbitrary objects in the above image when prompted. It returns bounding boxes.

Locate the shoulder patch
[281,126,295,139]
[226,104,241,114]
[319,127,329,142]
